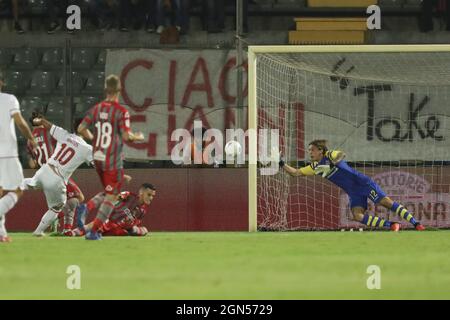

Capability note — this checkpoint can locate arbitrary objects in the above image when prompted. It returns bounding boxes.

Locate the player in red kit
[77,74,144,240]
[27,111,86,236]
[70,183,156,237]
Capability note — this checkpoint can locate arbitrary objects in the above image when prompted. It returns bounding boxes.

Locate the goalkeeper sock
[391,202,418,226]
[361,214,392,229]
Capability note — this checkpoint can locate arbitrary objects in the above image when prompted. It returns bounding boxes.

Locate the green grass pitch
[1,231,450,299]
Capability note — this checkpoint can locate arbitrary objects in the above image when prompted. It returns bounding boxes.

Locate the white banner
[106,49,248,160]
[106,50,450,162]
[297,52,450,162]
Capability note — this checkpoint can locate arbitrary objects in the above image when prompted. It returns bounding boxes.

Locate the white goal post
[248,44,450,232]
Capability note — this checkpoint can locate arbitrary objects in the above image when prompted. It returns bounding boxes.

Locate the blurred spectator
[11,0,24,34]
[144,0,157,33]
[47,0,81,34]
[88,0,119,31]
[155,0,190,35]
[202,0,248,34]
[420,0,450,32]
[0,0,25,33]
[203,0,225,33]
[88,0,156,32]
[118,0,153,32]
[231,0,249,34]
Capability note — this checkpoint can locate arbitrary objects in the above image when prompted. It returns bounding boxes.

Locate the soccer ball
[224,140,242,158]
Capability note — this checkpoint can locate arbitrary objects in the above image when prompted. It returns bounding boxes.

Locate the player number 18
[95,122,113,149]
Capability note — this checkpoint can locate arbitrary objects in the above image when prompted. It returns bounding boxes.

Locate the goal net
[249,45,450,231]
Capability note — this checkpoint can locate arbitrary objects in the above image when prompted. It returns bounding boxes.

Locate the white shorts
[24,165,67,210]
[0,157,24,191]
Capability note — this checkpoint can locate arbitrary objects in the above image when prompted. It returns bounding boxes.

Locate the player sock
[34,209,60,235]
[90,200,114,232]
[361,214,392,229]
[63,198,79,229]
[391,202,417,226]
[0,192,19,219]
[0,216,7,237]
[90,218,104,233]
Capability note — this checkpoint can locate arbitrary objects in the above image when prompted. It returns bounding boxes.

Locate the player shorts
[347,179,386,209]
[66,178,82,200]
[23,164,67,210]
[95,166,124,195]
[100,221,128,236]
[0,157,24,191]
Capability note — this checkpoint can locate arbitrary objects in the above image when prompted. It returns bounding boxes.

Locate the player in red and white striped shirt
[70,183,155,237]
[27,112,86,235]
[78,74,144,240]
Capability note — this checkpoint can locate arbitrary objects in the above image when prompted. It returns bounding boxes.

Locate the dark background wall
[6,168,249,232]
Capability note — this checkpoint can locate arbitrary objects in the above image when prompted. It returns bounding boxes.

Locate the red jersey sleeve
[81,105,95,127]
[119,109,131,133]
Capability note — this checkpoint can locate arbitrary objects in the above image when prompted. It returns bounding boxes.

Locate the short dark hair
[309,139,328,154]
[140,183,156,191]
[29,108,45,126]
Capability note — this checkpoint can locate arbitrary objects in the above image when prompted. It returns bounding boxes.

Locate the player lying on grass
[67,183,156,238]
[23,116,94,237]
[27,110,86,236]
[280,139,425,232]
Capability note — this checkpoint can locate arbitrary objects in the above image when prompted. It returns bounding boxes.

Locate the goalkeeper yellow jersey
[299,150,372,194]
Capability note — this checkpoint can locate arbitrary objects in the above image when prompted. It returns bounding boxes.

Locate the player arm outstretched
[77,122,94,141]
[283,164,315,177]
[279,158,315,177]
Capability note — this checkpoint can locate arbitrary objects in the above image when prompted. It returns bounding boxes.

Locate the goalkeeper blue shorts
[347,180,386,209]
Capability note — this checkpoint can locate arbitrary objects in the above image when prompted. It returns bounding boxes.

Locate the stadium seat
[96,50,107,68]
[28,0,49,15]
[74,102,90,118]
[41,48,64,70]
[74,95,99,118]
[3,71,30,95]
[56,71,84,94]
[29,71,56,95]
[0,48,12,67]
[72,48,96,69]
[12,48,40,70]
[46,97,65,125]
[83,71,105,94]
[84,96,100,107]
[20,96,47,120]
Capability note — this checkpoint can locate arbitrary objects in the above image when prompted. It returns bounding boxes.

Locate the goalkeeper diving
[280,139,425,231]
